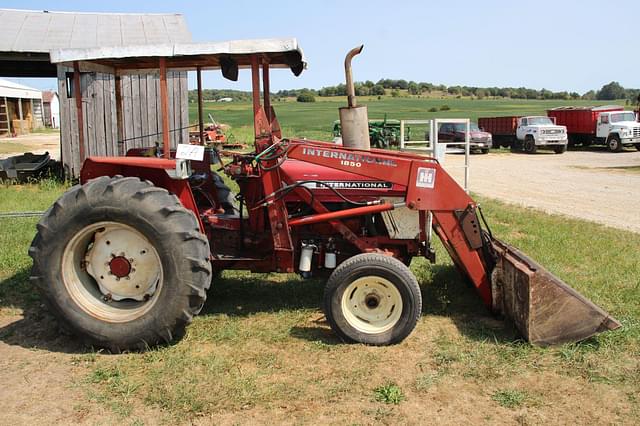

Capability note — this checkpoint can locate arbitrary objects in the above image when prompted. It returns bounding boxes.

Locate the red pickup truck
[437,122,492,154]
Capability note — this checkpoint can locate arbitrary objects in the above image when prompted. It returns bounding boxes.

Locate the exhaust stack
[339,45,370,150]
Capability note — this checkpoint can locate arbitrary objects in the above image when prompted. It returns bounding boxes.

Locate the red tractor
[30,41,620,351]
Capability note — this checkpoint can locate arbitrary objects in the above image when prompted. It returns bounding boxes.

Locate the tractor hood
[280,159,407,201]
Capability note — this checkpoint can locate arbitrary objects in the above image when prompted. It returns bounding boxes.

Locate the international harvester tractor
[30,41,620,351]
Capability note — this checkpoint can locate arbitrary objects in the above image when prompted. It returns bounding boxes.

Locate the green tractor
[332,116,410,149]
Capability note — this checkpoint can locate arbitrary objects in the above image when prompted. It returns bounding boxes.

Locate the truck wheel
[29,176,211,351]
[607,135,623,152]
[524,137,537,154]
[636,144,640,151]
[481,148,490,154]
[553,145,567,154]
[323,253,422,345]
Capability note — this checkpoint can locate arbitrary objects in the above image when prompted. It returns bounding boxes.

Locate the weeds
[492,389,527,409]
[374,383,405,404]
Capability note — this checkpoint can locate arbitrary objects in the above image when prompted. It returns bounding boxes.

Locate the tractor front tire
[29,176,211,352]
[323,253,422,345]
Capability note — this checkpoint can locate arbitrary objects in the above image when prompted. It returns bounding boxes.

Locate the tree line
[189,81,639,103]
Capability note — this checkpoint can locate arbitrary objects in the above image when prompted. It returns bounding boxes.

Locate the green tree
[371,84,385,96]
[296,91,316,102]
[597,81,626,100]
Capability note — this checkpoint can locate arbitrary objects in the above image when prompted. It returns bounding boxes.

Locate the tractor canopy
[49,38,307,77]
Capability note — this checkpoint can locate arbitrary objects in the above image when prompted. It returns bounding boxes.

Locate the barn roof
[0,9,191,52]
[42,90,57,103]
[0,9,192,77]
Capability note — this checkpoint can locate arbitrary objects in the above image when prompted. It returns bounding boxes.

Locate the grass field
[191,96,622,144]
[0,142,30,154]
[0,178,638,424]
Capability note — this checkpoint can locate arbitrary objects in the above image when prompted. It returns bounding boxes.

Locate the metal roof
[0,9,192,53]
[49,38,307,76]
[0,78,42,99]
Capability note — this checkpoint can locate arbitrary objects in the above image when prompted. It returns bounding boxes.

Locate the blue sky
[5,0,639,93]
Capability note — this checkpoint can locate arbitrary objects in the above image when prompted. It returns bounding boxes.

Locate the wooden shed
[0,9,192,177]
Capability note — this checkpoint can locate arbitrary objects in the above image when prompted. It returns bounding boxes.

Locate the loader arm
[285,139,493,305]
[283,139,621,345]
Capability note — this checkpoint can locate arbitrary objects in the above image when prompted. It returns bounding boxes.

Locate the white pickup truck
[515,116,568,154]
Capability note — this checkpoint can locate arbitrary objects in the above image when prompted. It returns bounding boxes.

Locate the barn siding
[58,65,189,177]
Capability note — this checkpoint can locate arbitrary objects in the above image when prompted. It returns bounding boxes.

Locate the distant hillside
[189,81,640,104]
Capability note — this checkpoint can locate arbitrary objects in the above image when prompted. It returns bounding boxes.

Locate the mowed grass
[0,142,31,154]
[0,181,638,423]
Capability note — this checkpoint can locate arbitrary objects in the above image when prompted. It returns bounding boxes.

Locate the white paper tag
[176,144,205,161]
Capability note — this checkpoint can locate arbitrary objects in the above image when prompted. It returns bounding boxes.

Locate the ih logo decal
[416,167,436,188]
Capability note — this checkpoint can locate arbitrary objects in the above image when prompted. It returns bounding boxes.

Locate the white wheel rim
[61,221,163,323]
[341,276,403,334]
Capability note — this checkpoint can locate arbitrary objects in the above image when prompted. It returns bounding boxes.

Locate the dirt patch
[0,132,60,160]
[445,149,640,233]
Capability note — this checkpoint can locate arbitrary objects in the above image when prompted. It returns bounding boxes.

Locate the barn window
[65,72,74,98]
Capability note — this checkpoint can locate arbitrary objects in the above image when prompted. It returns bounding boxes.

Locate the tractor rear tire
[29,176,211,352]
[323,253,422,345]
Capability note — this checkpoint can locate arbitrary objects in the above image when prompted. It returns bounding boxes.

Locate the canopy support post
[73,61,86,164]
[159,57,170,159]
[197,66,205,145]
[114,72,124,156]
[262,62,271,122]
[250,56,261,114]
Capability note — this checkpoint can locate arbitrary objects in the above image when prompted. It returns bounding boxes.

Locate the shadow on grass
[0,263,519,352]
[0,268,86,353]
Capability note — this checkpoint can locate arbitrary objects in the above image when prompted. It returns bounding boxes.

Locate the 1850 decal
[301,147,397,168]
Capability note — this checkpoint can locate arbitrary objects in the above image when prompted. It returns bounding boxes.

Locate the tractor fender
[80,156,204,232]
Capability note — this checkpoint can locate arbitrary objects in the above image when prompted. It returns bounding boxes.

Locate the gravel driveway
[444,148,640,233]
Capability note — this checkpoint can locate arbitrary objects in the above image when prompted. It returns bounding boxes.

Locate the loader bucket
[490,238,621,346]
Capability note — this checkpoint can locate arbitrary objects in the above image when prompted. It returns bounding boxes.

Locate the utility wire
[0,211,44,218]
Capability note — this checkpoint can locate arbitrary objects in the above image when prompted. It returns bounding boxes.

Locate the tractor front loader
[30,41,621,351]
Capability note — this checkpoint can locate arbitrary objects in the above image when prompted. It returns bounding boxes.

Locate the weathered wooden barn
[0,9,192,176]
